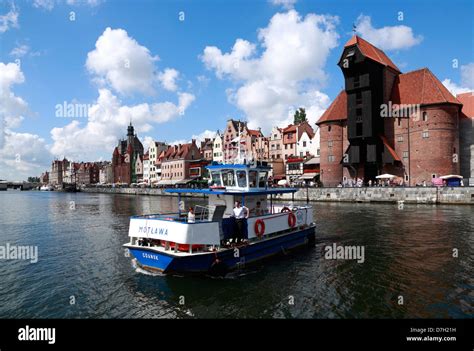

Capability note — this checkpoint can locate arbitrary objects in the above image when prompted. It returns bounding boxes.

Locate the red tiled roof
[344,35,400,72]
[283,125,296,133]
[316,90,347,124]
[456,92,474,119]
[298,121,315,139]
[247,129,262,137]
[391,68,461,106]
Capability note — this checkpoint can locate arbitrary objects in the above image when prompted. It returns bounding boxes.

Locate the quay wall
[82,186,474,205]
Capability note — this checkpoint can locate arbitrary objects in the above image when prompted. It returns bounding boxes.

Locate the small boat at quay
[40,184,54,191]
[124,161,316,276]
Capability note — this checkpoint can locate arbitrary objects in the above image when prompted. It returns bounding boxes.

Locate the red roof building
[317,35,463,186]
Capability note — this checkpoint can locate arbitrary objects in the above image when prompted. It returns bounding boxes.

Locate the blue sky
[0,0,473,180]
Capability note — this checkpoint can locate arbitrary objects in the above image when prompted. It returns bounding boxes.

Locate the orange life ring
[288,212,296,228]
[254,219,265,238]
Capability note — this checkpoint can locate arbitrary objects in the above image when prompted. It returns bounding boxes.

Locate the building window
[317,148,320,156]
[422,131,429,139]
[431,173,437,179]
[328,155,335,162]
[356,91,362,105]
[328,125,331,132]
[403,151,409,159]
[303,141,307,147]
[328,140,333,147]
[354,75,360,88]
[397,118,401,127]
[290,144,293,149]
[285,144,288,150]
[405,174,409,182]
[397,136,403,143]
[356,122,363,137]
[300,152,303,157]
[422,112,428,121]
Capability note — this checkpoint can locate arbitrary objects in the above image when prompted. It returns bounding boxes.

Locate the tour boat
[40,184,54,191]
[123,162,316,275]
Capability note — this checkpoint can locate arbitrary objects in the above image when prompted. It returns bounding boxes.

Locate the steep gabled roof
[247,129,263,137]
[456,92,474,119]
[391,68,461,106]
[344,35,400,73]
[316,90,347,124]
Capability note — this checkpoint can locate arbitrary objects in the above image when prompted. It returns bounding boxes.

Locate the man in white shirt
[187,207,196,223]
[232,201,249,243]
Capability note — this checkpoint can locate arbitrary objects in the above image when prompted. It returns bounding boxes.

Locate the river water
[0,190,472,318]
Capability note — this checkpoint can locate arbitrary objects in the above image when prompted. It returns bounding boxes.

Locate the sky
[0,0,473,180]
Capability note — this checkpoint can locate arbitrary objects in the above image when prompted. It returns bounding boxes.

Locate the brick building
[50,158,70,186]
[317,35,463,186]
[200,138,214,161]
[456,92,474,185]
[77,162,100,185]
[159,140,202,185]
[112,123,144,184]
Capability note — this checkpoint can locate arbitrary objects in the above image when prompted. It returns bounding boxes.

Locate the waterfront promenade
[82,186,474,205]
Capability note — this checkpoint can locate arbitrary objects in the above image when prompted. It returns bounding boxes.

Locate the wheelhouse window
[221,170,235,186]
[249,170,258,187]
[236,170,247,187]
[258,171,268,187]
[211,172,222,186]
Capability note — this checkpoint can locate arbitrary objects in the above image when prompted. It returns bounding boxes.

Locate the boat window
[211,171,222,186]
[236,170,247,187]
[222,170,236,186]
[249,171,258,187]
[258,171,268,187]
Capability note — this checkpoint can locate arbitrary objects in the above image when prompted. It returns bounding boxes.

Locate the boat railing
[194,205,217,221]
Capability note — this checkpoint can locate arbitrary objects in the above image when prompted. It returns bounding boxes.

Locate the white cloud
[49,89,195,160]
[33,0,103,10]
[355,15,423,51]
[442,62,474,96]
[66,0,103,6]
[86,27,159,95]
[158,68,179,92]
[50,27,195,160]
[10,44,29,57]
[170,129,216,146]
[0,3,19,33]
[270,0,297,10]
[0,131,50,180]
[0,62,51,181]
[0,62,28,130]
[201,10,338,131]
[33,0,55,11]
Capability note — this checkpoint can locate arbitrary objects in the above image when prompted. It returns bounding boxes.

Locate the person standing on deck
[232,201,249,243]
[187,207,196,223]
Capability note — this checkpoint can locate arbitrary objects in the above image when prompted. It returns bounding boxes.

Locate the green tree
[293,107,307,124]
